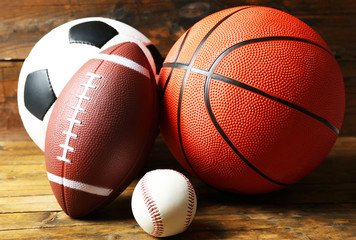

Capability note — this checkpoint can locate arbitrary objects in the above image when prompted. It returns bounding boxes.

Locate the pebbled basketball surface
[158,6,345,194]
[45,42,158,217]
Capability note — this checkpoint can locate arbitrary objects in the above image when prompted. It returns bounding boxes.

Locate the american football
[45,42,159,218]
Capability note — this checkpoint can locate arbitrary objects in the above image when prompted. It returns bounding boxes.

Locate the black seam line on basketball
[211,74,340,134]
[203,35,294,186]
[177,6,252,177]
[167,62,339,134]
[209,36,339,134]
[203,75,289,186]
[166,62,340,135]
[238,36,332,55]
[159,29,191,101]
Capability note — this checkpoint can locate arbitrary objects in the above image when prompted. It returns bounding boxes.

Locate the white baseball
[131,169,197,237]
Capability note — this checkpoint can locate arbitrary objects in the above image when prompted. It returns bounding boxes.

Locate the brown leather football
[45,42,158,218]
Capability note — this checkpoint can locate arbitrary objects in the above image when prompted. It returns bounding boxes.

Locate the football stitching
[140,173,164,237]
[56,72,101,164]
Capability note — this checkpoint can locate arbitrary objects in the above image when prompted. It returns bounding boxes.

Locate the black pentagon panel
[69,21,119,48]
[24,69,57,120]
[147,44,163,73]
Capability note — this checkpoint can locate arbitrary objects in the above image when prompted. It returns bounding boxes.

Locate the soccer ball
[18,17,163,151]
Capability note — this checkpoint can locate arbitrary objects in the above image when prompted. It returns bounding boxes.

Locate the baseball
[131,169,197,237]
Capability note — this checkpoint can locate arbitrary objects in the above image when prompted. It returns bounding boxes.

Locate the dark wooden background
[1,0,355,136]
[0,0,355,239]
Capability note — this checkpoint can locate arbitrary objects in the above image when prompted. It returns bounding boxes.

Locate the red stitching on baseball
[180,173,196,230]
[140,173,164,237]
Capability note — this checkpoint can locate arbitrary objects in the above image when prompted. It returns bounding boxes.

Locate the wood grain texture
[1,0,356,59]
[0,134,355,239]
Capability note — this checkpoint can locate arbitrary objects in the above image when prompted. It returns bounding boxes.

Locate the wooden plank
[1,0,356,59]
[0,61,23,131]
[0,195,60,213]
[0,204,354,239]
[0,164,46,182]
[0,141,42,157]
[0,179,51,197]
[0,188,355,238]
[0,1,174,59]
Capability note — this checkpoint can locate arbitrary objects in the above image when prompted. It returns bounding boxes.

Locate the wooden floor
[0,129,355,239]
[1,0,356,239]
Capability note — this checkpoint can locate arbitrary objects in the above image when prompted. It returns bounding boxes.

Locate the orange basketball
[158,6,345,194]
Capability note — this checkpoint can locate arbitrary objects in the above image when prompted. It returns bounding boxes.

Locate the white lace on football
[56,72,101,164]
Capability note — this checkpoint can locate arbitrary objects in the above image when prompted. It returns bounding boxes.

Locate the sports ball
[131,169,197,237]
[158,6,345,194]
[18,17,163,151]
[45,42,159,218]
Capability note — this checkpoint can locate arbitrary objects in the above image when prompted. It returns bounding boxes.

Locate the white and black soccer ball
[18,17,163,151]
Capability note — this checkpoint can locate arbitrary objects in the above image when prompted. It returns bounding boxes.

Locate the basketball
[158,6,345,194]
